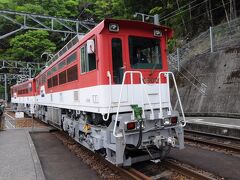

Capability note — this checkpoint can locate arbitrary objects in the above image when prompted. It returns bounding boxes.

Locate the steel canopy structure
[0,9,96,39]
[0,10,96,100]
[0,59,44,70]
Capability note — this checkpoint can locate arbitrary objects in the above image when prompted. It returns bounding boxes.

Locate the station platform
[0,129,45,180]
[185,116,240,138]
[0,128,99,180]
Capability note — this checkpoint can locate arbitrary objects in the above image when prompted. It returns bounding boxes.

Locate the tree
[84,0,128,21]
[8,30,56,62]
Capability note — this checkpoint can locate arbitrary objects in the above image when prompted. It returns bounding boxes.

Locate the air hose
[125,105,143,151]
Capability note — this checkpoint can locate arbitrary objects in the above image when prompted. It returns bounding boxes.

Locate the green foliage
[167,39,177,53]
[8,30,56,62]
[0,0,15,9]
[0,0,235,63]
[15,3,44,14]
[0,85,4,94]
[149,7,162,15]
[63,0,79,17]
[85,0,127,21]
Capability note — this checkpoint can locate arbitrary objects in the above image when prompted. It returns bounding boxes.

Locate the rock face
[172,47,240,113]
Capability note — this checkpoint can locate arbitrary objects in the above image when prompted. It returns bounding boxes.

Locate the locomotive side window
[80,46,87,73]
[18,83,28,95]
[28,83,32,92]
[52,66,57,73]
[59,70,67,85]
[88,49,96,71]
[42,73,47,84]
[80,40,96,73]
[67,52,77,65]
[67,65,78,82]
[47,70,52,77]
[36,79,39,89]
[48,78,52,88]
[129,36,162,69]
[52,75,58,87]
[112,38,123,84]
[58,60,66,70]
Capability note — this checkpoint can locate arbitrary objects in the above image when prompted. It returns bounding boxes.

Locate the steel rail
[163,160,217,180]
[52,130,151,180]
[121,168,151,180]
[184,135,240,153]
[184,129,240,141]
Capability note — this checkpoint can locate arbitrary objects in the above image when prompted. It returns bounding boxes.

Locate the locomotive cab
[95,19,185,166]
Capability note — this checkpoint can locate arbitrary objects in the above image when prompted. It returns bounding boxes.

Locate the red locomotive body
[11,79,35,100]
[11,19,185,166]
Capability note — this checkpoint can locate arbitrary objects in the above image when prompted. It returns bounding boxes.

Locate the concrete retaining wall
[173,47,240,113]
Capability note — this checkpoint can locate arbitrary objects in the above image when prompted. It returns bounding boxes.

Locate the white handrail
[140,76,154,119]
[158,72,186,127]
[102,71,112,121]
[113,71,154,137]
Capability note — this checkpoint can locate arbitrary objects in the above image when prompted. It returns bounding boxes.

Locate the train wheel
[95,148,106,157]
[92,113,103,125]
[73,128,76,138]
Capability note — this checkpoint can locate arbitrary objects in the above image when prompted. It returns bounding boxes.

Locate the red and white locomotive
[11,19,185,166]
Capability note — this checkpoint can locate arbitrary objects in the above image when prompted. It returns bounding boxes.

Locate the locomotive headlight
[154,29,162,37]
[163,118,171,125]
[109,23,119,32]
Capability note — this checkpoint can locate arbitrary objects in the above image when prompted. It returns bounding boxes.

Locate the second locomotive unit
[11,19,185,166]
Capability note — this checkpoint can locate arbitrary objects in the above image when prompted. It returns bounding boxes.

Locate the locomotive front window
[129,36,162,69]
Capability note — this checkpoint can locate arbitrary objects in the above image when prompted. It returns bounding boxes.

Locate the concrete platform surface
[186,116,240,129]
[31,132,99,180]
[0,129,45,180]
[185,116,240,137]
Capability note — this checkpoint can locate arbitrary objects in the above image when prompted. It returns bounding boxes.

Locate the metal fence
[170,16,240,68]
[168,17,240,95]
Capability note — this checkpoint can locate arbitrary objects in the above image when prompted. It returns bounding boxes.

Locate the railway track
[52,131,220,180]
[91,155,218,180]
[6,111,225,180]
[163,159,217,180]
[184,129,240,153]
[120,159,219,180]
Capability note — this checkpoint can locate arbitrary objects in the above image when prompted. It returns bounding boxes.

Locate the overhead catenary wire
[159,0,201,21]
[164,1,231,29]
[160,0,217,23]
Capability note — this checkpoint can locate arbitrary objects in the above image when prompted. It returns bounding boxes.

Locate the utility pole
[210,26,214,53]
[177,48,180,71]
[4,74,8,102]
[208,0,213,26]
